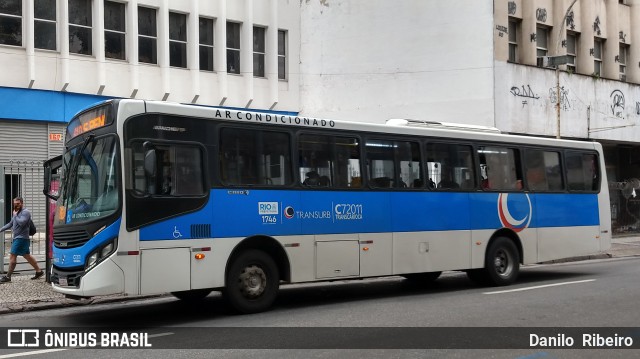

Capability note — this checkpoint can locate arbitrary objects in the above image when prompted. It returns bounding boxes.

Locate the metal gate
[1,160,46,271]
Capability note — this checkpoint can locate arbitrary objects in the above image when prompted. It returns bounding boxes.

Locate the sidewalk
[1,237,640,314]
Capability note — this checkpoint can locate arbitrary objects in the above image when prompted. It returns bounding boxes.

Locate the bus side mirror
[144,149,157,178]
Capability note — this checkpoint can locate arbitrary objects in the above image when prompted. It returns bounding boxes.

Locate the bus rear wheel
[467,237,519,286]
[223,249,280,314]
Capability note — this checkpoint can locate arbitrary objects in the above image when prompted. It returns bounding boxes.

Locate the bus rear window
[565,152,599,192]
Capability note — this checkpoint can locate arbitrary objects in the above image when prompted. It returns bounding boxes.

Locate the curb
[0,294,168,315]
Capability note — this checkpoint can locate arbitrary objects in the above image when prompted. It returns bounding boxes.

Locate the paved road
[0,257,639,358]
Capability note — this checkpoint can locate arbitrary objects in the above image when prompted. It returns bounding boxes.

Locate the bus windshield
[55,135,120,225]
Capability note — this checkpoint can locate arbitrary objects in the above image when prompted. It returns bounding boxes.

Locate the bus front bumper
[51,259,125,298]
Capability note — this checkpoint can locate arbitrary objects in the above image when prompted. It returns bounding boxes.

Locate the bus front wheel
[223,249,280,314]
[467,237,519,286]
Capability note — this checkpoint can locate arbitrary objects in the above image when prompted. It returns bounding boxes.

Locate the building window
[226,22,240,74]
[566,32,578,72]
[252,26,265,77]
[104,1,125,60]
[508,18,519,63]
[199,17,214,71]
[536,26,549,58]
[35,0,56,50]
[169,12,187,68]
[278,30,286,79]
[0,0,21,46]
[69,0,92,55]
[138,6,157,64]
[594,38,603,76]
[619,43,629,81]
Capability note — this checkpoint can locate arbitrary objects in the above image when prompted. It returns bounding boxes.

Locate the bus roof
[114,99,599,151]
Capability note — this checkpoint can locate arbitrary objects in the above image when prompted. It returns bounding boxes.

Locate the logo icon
[497,193,532,232]
[7,329,40,347]
[258,202,279,215]
[284,206,295,219]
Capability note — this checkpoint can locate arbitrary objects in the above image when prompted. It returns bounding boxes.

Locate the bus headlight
[85,238,118,271]
[87,253,98,269]
[101,242,114,257]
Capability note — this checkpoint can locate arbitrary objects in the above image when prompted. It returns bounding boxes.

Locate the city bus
[45,99,611,313]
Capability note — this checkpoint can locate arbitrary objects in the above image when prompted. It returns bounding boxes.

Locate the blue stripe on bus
[53,218,121,269]
[138,189,600,241]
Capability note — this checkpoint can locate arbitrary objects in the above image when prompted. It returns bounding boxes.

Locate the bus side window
[426,143,475,191]
[566,152,599,191]
[477,146,522,191]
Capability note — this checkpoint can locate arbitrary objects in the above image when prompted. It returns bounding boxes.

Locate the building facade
[0,0,300,226]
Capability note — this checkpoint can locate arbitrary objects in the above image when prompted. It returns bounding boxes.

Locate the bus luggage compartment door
[140,248,190,294]
[315,240,360,279]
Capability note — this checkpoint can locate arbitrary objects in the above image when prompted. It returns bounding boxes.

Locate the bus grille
[191,224,211,238]
[53,229,91,248]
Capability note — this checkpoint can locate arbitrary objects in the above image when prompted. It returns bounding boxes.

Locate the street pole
[555,0,579,139]
[556,67,561,139]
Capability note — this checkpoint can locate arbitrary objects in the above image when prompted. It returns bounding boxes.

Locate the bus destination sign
[67,107,110,139]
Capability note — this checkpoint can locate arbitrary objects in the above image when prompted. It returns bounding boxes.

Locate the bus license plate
[59,277,68,286]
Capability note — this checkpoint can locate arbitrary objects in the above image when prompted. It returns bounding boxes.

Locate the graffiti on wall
[511,85,540,108]
[536,8,547,22]
[508,1,516,15]
[593,16,602,36]
[510,85,540,99]
[549,86,573,111]
[566,11,575,30]
[496,25,508,37]
[610,90,626,118]
[636,102,640,116]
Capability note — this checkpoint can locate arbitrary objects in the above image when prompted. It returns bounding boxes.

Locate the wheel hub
[238,265,267,298]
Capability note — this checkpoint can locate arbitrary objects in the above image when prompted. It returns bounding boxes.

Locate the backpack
[28,219,36,236]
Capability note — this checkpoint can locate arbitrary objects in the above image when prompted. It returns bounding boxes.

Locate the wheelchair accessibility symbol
[173,226,183,239]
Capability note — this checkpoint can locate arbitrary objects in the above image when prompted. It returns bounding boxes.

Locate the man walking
[0,197,44,282]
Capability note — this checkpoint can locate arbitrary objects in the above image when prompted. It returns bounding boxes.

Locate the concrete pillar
[628,0,640,83]
[603,0,619,80]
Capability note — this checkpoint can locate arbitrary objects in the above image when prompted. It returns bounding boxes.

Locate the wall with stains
[298,0,496,126]
[496,62,640,141]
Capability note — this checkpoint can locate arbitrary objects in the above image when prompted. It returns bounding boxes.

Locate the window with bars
[226,22,240,74]
[104,1,125,60]
[199,17,214,71]
[138,7,157,64]
[169,12,187,68]
[566,32,578,72]
[253,26,265,77]
[69,0,92,55]
[619,43,629,81]
[35,0,56,50]
[278,30,287,80]
[536,26,549,58]
[508,18,519,63]
[594,38,603,76]
[0,0,21,46]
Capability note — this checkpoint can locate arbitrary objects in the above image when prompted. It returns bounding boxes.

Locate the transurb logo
[497,193,532,232]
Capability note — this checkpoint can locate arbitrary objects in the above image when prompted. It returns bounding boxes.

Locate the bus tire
[171,289,212,302]
[223,249,280,314]
[468,237,519,286]
[401,271,442,283]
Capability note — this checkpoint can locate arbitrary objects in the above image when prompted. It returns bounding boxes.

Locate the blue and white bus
[46,99,611,313]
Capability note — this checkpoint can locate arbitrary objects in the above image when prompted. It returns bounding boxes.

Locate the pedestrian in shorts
[0,197,44,282]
